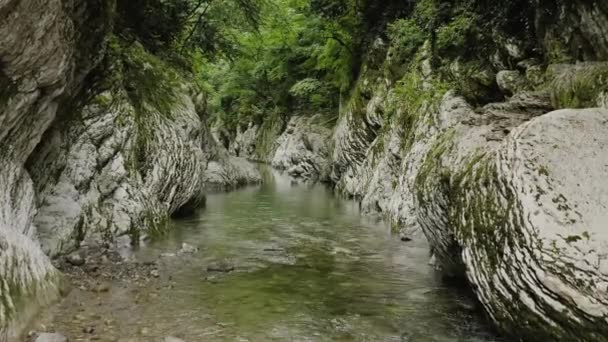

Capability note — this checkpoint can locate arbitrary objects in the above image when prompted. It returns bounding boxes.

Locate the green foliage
[436,14,475,51]
[413,0,440,24]
[387,19,425,63]
[289,78,333,108]
[107,36,182,118]
[549,63,608,109]
[115,0,265,58]
[203,0,363,133]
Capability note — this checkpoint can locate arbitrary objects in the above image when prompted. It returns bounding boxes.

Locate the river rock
[35,333,68,342]
[66,253,85,266]
[178,243,198,254]
[206,260,236,273]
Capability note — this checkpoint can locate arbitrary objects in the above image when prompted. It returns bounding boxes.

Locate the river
[31,167,507,342]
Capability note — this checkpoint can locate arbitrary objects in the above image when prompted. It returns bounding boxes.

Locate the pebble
[35,333,68,342]
[82,326,95,334]
[206,260,235,273]
[178,243,198,254]
[66,253,85,266]
[150,269,160,278]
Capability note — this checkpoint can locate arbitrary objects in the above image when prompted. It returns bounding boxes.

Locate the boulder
[496,70,527,95]
[417,106,608,340]
[457,108,608,340]
[272,116,332,181]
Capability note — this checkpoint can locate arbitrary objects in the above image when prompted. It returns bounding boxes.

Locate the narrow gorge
[1,0,607,341]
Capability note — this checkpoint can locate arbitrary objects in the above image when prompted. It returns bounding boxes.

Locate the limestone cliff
[0,1,261,338]
[0,0,114,337]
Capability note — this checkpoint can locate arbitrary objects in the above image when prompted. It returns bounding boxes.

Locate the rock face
[271,116,332,181]
[27,42,211,255]
[204,139,261,190]
[0,0,112,338]
[229,123,259,160]
[454,108,608,340]
[0,0,222,338]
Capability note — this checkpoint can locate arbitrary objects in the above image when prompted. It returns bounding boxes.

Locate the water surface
[36,167,506,341]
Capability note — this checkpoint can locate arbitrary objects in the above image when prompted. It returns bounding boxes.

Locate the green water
[36,167,507,341]
[131,168,505,341]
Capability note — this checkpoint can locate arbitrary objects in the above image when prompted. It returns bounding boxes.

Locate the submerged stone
[206,260,236,273]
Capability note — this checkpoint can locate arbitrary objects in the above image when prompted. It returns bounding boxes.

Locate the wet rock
[178,243,198,254]
[496,70,527,95]
[206,260,235,273]
[66,253,85,266]
[35,333,68,342]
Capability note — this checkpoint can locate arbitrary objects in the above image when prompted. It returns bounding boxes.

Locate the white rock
[35,332,68,342]
[178,243,198,254]
[496,70,527,95]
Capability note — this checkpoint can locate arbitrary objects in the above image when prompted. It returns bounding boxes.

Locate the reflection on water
[37,166,508,341]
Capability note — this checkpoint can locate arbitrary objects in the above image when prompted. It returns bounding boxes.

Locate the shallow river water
[33,168,508,342]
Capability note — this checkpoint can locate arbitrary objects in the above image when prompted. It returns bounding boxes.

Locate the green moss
[436,14,475,52]
[546,39,574,64]
[386,18,425,73]
[391,59,451,152]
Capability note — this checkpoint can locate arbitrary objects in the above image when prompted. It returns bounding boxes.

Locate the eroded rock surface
[271,116,332,181]
[0,0,112,338]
